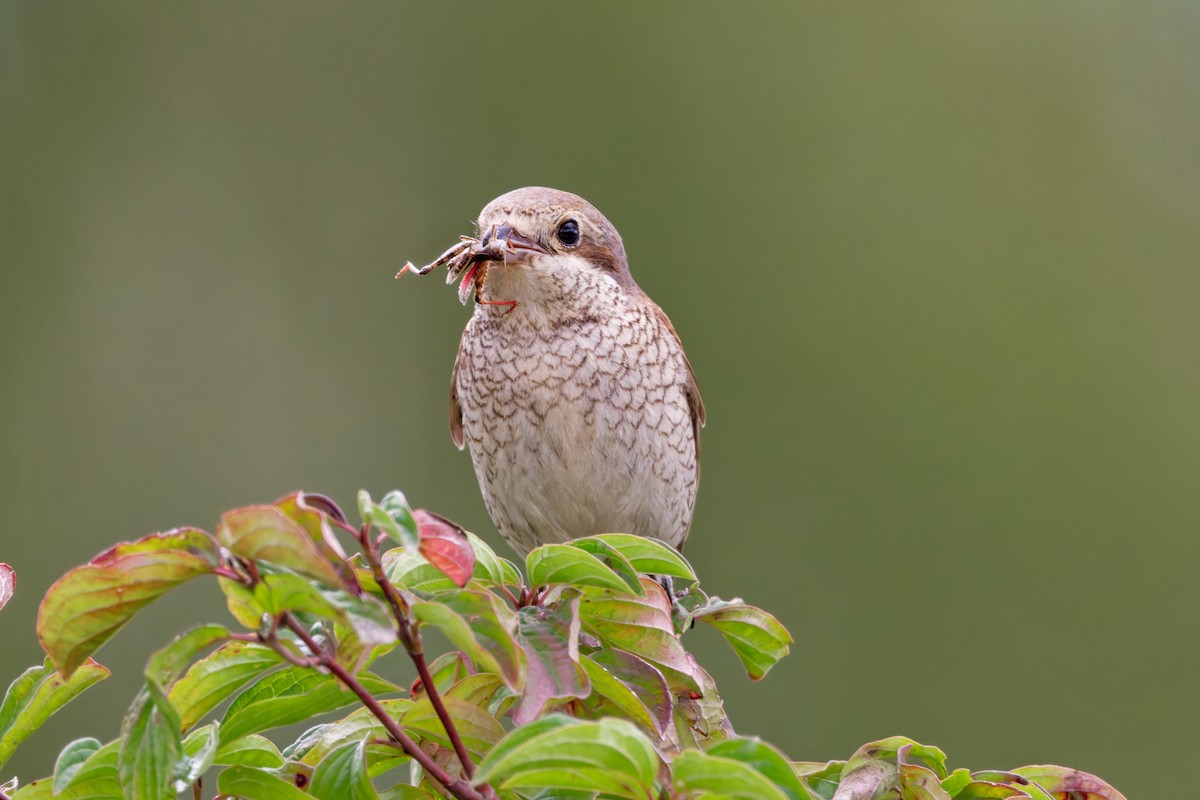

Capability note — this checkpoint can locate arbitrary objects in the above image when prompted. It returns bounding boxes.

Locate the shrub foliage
[0,490,1124,800]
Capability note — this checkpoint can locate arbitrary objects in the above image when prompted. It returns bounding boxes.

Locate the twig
[261,634,320,668]
[280,614,492,800]
[496,581,521,609]
[408,634,477,779]
[359,524,479,780]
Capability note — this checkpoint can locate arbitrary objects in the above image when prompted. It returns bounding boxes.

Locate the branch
[280,614,493,800]
[360,524,479,780]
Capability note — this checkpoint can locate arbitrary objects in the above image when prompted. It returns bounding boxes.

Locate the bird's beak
[483,223,548,262]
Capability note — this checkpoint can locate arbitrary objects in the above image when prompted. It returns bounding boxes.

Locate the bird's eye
[556,219,581,247]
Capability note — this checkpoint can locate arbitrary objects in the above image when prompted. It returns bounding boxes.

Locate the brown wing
[652,304,705,458]
[652,304,704,551]
[449,337,466,450]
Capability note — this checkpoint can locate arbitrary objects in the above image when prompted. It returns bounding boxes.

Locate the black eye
[556,219,580,247]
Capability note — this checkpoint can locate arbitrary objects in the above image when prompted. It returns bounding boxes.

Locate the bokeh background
[3,3,1198,796]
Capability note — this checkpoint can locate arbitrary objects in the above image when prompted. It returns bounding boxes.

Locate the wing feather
[449,337,466,450]
[652,304,704,461]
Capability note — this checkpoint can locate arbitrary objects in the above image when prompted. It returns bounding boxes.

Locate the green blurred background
[2,3,1197,795]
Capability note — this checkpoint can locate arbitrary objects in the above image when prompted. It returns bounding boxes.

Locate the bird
[425,187,704,557]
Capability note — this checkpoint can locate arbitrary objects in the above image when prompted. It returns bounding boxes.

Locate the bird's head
[469,187,640,314]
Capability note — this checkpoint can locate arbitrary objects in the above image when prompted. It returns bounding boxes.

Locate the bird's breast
[454,301,694,550]
[458,308,668,447]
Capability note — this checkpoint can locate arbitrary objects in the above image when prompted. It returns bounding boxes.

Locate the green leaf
[253,571,335,618]
[948,778,1033,799]
[471,714,576,770]
[526,544,633,593]
[52,737,102,794]
[964,771,1055,800]
[513,595,589,724]
[411,591,521,688]
[377,786,440,800]
[692,597,793,681]
[215,733,286,768]
[474,715,659,800]
[119,690,182,800]
[282,723,332,761]
[332,615,399,679]
[707,737,813,800]
[145,624,229,695]
[253,573,397,654]
[579,652,667,739]
[169,640,283,732]
[793,760,843,799]
[578,581,704,693]
[297,700,411,767]
[309,738,379,800]
[16,739,122,799]
[1011,766,1127,800]
[567,538,643,594]
[219,665,398,743]
[442,672,507,708]
[672,749,791,800]
[464,531,522,587]
[420,652,473,696]
[38,531,214,676]
[384,549,461,595]
[401,695,504,762]
[942,768,975,797]
[217,764,313,800]
[219,575,268,629]
[0,658,110,770]
[324,590,400,653]
[439,672,517,723]
[216,505,346,588]
[359,490,420,549]
[179,722,220,787]
[589,534,696,580]
[848,736,949,780]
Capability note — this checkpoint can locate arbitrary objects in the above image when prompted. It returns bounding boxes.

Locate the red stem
[359,524,480,780]
[280,614,491,800]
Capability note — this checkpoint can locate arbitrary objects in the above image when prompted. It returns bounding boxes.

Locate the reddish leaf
[513,594,589,724]
[0,564,13,611]
[583,647,672,738]
[672,658,732,744]
[579,579,704,694]
[38,533,215,676]
[92,527,219,566]
[413,510,475,588]
[274,492,361,593]
[1011,766,1128,800]
[216,506,345,588]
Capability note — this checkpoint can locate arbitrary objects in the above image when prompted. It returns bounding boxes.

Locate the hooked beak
[482,223,548,261]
